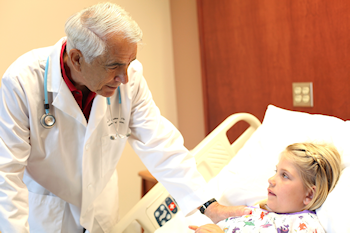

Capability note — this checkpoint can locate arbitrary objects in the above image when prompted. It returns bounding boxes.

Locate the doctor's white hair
[65,2,143,63]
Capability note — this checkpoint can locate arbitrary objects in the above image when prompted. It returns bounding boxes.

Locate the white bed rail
[195,113,261,181]
[111,113,261,233]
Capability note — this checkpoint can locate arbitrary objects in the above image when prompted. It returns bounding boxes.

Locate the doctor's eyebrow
[105,62,125,68]
[105,57,137,67]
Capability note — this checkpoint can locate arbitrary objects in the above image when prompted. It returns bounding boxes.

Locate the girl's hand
[204,202,252,223]
[188,224,224,233]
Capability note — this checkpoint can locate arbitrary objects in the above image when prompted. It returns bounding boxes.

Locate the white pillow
[210,105,350,233]
[317,167,350,233]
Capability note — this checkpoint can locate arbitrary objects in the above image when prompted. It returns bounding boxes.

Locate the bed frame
[111,113,261,233]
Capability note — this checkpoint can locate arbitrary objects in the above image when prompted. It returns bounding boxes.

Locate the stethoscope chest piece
[40,113,56,129]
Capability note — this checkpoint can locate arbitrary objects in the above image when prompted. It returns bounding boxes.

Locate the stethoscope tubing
[40,57,56,129]
[44,58,50,115]
[107,86,130,139]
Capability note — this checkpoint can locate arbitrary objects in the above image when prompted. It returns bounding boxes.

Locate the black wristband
[199,198,217,214]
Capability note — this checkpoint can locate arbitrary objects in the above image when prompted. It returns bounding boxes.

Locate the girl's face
[267,154,312,213]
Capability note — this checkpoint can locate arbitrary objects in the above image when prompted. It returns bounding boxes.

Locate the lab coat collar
[47,37,66,94]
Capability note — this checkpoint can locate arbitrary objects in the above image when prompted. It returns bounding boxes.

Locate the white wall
[0,0,178,219]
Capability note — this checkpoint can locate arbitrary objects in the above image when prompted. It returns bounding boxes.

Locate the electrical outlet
[292,82,313,107]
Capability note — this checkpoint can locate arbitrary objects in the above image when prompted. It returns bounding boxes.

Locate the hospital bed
[112,105,350,233]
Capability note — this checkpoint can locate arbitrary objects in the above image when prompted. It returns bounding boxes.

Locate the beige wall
[0,0,204,222]
[170,0,205,150]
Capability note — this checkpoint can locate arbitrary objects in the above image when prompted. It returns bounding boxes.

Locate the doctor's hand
[189,224,224,233]
[203,202,251,224]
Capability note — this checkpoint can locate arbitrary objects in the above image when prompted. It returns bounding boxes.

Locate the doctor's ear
[303,186,316,206]
[68,49,83,71]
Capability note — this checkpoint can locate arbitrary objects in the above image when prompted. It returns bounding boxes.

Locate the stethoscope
[107,87,131,140]
[40,58,56,129]
[40,57,131,140]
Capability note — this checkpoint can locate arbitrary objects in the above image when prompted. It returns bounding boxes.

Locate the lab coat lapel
[52,82,87,127]
[85,95,107,142]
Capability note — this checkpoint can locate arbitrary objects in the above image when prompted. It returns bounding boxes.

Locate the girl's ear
[303,186,316,206]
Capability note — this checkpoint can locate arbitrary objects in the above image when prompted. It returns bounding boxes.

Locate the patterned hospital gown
[217,206,325,233]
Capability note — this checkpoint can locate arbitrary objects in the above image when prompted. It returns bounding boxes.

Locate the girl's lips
[268,189,276,196]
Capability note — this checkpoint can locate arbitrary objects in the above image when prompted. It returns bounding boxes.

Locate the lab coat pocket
[101,134,128,177]
[28,192,65,232]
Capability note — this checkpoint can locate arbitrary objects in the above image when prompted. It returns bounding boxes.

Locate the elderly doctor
[0,2,248,233]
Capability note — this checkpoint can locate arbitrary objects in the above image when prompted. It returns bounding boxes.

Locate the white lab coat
[0,38,213,232]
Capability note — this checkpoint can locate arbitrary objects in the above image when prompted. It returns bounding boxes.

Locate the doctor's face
[79,34,137,97]
[267,154,309,213]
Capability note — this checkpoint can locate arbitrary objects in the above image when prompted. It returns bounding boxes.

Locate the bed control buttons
[154,204,172,227]
[154,196,179,227]
[165,197,178,214]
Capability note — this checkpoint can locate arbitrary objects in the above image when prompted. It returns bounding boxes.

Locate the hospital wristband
[199,198,217,214]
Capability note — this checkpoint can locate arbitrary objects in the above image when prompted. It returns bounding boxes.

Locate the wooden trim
[196,0,210,135]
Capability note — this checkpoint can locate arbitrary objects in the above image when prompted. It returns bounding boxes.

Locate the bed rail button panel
[152,196,178,227]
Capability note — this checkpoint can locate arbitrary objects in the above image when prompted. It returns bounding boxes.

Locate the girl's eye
[282,173,289,179]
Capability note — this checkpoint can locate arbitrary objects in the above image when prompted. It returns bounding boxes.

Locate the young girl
[189,142,342,233]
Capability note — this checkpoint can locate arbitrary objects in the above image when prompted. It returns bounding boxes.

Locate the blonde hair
[282,143,342,210]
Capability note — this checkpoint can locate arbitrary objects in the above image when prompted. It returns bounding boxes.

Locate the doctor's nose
[115,68,129,84]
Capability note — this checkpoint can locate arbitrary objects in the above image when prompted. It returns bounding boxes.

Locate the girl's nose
[268,175,276,187]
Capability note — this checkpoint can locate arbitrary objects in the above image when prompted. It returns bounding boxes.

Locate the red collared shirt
[60,42,96,121]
